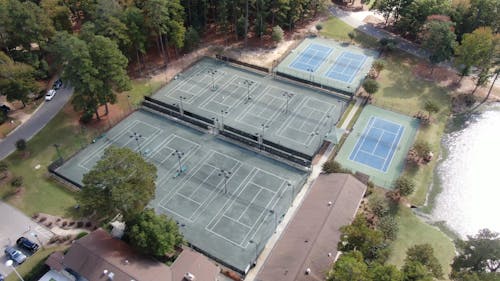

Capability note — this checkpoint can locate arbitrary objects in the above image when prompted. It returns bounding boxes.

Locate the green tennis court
[55,110,308,274]
[152,57,348,157]
[335,105,419,188]
[275,37,377,95]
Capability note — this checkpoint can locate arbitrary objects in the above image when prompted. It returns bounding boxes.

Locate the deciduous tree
[452,229,500,275]
[326,251,370,281]
[421,19,456,74]
[405,244,443,279]
[79,147,157,220]
[338,215,386,262]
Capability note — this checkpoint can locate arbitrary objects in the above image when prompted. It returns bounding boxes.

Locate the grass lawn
[319,16,379,49]
[5,245,69,281]
[0,78,161,217]
[388,206,455,280]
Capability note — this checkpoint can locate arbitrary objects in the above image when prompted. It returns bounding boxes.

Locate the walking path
[340,98,363,130]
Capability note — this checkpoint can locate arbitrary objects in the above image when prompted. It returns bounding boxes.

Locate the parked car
[0,104,11,114]
[0,273,4,281]
[53,79,63,90]
[4,246,27,264]
[16,237,39,253]
[45,89,56,101]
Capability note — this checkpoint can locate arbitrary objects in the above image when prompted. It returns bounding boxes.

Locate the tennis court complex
[55,110,308,274]
[151,57,348,158]
[335,105,419,188]
[275,37,376,95]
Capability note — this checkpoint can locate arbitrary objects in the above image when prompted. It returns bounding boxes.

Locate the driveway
[0,86,72,160]
[0,202,53,276]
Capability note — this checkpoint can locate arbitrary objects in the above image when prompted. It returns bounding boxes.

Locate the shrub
[45,222,53,227]
[413,140,432,157]
[15,139,27,151]
[11,176,23,187]
[85,221,92,228]
[0,161,8,175]
[315,24,323,31]
[369,195,390,218]
[378,216,399,240]
[76,232,88,239]
[77,221,84,228]
[32,213,39,219]
[79,111,93,124]
[271,25,284,43]
[362,78,380,96]
[322,160,350,174]
[394,176,415,197]
[39,217,47,223]
[68,221,75,226]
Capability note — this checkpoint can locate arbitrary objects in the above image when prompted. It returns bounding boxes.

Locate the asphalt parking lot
[0,202,53,276]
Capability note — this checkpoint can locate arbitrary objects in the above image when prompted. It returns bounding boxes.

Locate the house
[45,228,219,281]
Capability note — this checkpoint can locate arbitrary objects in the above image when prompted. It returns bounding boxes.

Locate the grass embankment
[318,17,455,278]
[5,245,68,281]
[0,79,161,217]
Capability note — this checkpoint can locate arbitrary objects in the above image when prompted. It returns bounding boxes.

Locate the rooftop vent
[108,272,114,280]
[184,272,196,281]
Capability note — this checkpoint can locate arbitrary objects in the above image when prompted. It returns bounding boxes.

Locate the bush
[322,160,350,174]
[369,195,390,218]
[76,232,88,239]
[11,176,23,187]
[271,25,284,43]
[236,16,246,38]
[39,217,47,223]
[79,111,93,124]
[362,78,380,95]
[394,176,415,197]
[315,24,323,31]
[378,216,399,240]
[0,111,7,124]
[16,139,27,151]
[0,161,8,174]
[413,140,432,157]
[85,221,92,228]
[77,221,84,228]
[62,221,67,227]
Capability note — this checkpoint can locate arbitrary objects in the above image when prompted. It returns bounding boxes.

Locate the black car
[0,273,5,281]
[0,104,11,114]
[16,237,39,253]
[53,79,63,90]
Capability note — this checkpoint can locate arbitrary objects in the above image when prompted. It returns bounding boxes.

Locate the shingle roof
[256,173,366,281]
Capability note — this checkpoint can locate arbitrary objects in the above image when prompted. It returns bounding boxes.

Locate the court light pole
[218,169,232,194]
[243,79,254,102]
[287,182,293,206]
[282,91,294,114]
[179,96,187,115]
[208,69,217,91]
[172,150,185,173]
[5,260,25,281]
[129,132,143,155]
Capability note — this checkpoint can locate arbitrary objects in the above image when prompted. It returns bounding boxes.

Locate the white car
[45,89,56,101]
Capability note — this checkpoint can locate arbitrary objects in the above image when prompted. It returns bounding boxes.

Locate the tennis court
[289,43,333,72]
[55,110,308,274]
[275,37,376,95]
[349,116,404,172]
[335,105,419,188]
[153,57,348,157]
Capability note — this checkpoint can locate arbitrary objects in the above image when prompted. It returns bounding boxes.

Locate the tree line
[0,0,327,120]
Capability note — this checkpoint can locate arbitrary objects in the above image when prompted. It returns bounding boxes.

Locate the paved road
[328,6,428,59]
[0,86,72,160]
[0,202,53,276]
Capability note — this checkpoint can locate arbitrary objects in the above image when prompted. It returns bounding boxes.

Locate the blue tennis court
[289,43,333,72]
[349,116,404,172]
[325,52,367,83]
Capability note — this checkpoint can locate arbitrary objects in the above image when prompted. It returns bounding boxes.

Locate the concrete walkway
[340,98,363,130]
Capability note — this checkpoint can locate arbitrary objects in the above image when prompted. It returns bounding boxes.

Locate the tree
[393,176,415,197]
[455,27,497,83]
[40,0,72,32]
[362,78,380,98]
[395,0,451,39]
[372,60,385,78]
[183,26,200,52]
[421,19,456,74]
[125,209,183,257]
[466,0,500,34]
[402,261,434,281]
[0,161,8,178]
[413,140,432,158]
[271,25,284,44]
[348,31,355,43]
[378,216,399,241]
[322,160,350,174]
[368,194,390,218]
[423,100,439,118]
[375,0,401,25]
[15,139,26,151]
[79,147,157,220]
[338,215,387,262]
[452,229,500,275]
[0,52,38,107]
[405,244,443,279]
[379,38,397,56]
[123,7,147,70]
[369,263,404,281]
[326,251,370,281]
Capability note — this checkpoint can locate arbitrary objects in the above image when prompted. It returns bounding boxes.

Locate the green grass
[388,206,455,280]
[371,51,451,205]
[0,78,161,217]
[5,245,68,281]
[319,16,379,49]
[337,100,355,127]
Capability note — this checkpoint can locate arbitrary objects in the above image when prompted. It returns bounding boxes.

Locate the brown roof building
[255,173,366,281]
[46,229,219,281]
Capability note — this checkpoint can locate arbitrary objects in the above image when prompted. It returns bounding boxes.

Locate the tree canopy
[421,19,457,68]
[338,215,387,262]
[79,146,157,220]
[0,51,38,107]
[125,208,184,257]
[452,229,500,275]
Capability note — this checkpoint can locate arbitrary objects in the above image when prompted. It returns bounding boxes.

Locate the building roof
[255,173,366,281]
[49,228,218,281]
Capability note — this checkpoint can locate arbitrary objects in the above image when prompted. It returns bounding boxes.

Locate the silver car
[4,246,27,264]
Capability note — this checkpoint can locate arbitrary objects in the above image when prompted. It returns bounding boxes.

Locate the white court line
[236,189,263,222]
[197,74,239,114]
[235,90,287,130]
[159,204,193,222]
[199,76,259,111]
[222,215,252,230]
[381,123,405,172]
[177,192,203,205]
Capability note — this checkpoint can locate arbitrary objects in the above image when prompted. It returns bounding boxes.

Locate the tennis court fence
[215,54,270,74]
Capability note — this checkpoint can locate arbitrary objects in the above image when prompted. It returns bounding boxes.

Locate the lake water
[430,104,500,238]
